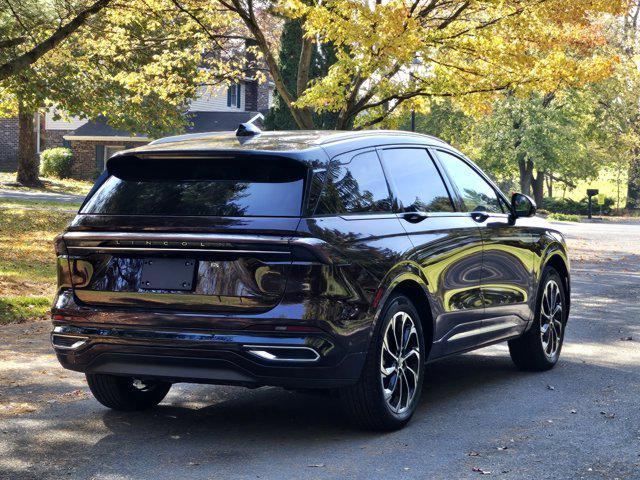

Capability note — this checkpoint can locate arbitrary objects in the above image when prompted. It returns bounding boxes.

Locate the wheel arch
[542,249,571,318]
[372,271,435,358]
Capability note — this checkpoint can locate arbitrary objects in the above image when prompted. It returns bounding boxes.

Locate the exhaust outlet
[245,345,320,362]
[51,333,88,351]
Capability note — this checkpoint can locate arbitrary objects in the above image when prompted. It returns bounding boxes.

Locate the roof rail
[314,129,444,146]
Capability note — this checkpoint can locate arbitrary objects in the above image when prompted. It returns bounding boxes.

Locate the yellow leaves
[285,0,626,120]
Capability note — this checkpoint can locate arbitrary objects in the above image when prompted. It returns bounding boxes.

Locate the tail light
[54,234,72,290]
[53,234,67,256]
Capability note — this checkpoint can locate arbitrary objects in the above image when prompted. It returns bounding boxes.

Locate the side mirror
[511,192,536,219]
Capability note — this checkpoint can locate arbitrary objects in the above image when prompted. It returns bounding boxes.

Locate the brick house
[0,79,273,179]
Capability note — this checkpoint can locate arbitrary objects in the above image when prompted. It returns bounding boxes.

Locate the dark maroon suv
[51,127,570,430]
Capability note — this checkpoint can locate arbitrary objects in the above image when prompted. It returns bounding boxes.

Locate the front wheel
[339,294,425,431]
[86,374,171,411]
[509,267,567,371]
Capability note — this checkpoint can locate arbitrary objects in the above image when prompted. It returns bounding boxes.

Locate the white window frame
[227,84,242,109]
[102,145,124,171]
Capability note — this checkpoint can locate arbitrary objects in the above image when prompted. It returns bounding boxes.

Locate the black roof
[108,130,456,173]
[70,117,147,138]
[127,130,448,155]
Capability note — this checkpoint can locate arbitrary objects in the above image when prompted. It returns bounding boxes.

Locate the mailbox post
[586,188,599,219]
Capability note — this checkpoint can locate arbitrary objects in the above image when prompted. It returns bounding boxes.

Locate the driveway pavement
[1,221,639,479]
[0,188,85,204]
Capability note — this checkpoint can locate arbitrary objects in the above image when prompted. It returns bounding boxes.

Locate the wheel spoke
[384,371,399,401]
[395,371,404,412]
[403,326,417,354]
[392,314,403,353]
[383,335,398,361]
[402,347,420,363]
[404,365,418,393]
[381,364,395,377]
[553,303,562,319]
[401,370,412,408]
[399,313,408,351]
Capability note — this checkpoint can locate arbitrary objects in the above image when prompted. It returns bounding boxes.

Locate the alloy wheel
[380,311,421,414]
[540,279,563,358]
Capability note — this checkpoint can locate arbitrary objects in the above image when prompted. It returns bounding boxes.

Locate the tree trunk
[16,103,41,186]
[517,152,533,195]
[532,170,545,207]
[546,173,553,197]
[625,150,640,210]
[231,0,315,129]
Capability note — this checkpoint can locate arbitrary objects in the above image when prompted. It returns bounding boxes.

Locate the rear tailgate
[62,152,313,313]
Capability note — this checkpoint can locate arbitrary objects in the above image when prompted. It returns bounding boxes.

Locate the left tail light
[53,234,67,256]
[54,234,72,290]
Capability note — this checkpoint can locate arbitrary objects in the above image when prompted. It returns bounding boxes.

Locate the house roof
[63,117,149,142]
[63,111,265,142]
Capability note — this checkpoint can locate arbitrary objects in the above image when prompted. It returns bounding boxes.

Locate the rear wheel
[86,374,171,411]
[509,267,567,371]
[340,294,425,431]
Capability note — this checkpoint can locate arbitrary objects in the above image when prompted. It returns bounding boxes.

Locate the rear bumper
[51,324,365,388]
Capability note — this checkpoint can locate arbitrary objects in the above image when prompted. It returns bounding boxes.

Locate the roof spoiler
[235,113,263,137]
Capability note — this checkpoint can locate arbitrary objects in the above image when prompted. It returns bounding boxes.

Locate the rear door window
[315,150,392,215]
[81,156,306,217]
[379,148,454,212]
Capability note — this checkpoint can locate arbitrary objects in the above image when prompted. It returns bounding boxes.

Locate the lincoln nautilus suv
[51,127,570,430]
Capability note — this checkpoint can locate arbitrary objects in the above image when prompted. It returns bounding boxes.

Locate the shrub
[542,195,615,216]
[548,213,581,222]
[40,147,73,179]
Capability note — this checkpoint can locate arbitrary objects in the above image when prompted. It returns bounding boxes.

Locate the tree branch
[0,0,111,81]
[0,36,26,49]
[437,1,470,30]
[297,36,313,97]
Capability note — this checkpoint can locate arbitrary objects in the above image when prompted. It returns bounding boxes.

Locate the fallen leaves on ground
[0,402,37,416]
[472,467,491,475]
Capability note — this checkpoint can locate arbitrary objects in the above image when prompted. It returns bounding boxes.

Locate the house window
[95,145,124,171]
[227,84,242,109]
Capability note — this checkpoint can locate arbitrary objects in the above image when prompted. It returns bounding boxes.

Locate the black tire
[86,374,171,411]
[509,267,567,371]
[339,294,425,431]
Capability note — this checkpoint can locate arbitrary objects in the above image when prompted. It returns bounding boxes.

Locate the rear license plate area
[140,259,196,291]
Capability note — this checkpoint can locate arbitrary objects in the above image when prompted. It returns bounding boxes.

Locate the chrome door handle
[402,212,428,223]
[471,211,489,223]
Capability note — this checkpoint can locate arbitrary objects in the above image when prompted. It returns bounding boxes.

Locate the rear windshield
[81,156,306,217]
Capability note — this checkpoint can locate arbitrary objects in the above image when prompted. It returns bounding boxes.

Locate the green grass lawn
[0,200,76,324]
[553,168,628,210]
[0,172,93,196]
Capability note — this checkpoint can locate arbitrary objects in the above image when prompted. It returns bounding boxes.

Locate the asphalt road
[1,220,639,480]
